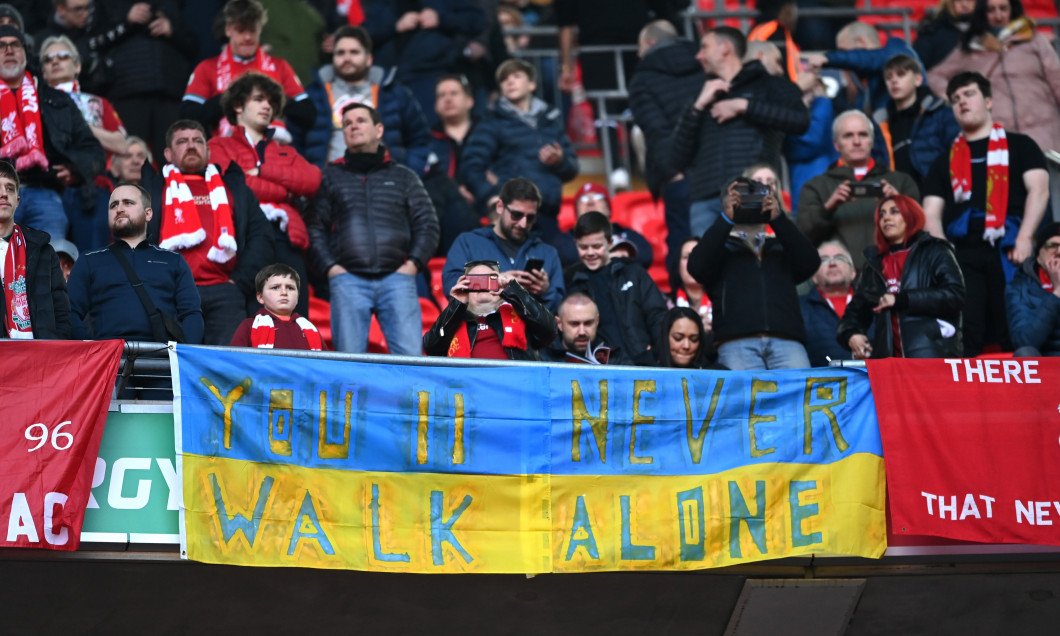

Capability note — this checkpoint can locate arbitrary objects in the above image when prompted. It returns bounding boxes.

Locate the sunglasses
[43,51,74,63]
[504,204,537,224]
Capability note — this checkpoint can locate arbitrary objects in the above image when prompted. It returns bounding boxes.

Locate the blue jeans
[718,336,811,371]
[16,187,67,239]
[330,270,422,355]
[689,197,724,237]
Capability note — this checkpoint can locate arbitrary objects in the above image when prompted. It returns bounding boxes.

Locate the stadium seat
[308,290,333,350]
[558,194,577,232]
[428,256,450,310]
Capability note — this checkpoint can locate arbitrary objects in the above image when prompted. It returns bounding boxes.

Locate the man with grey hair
[796,109,919,265]
[799,240,860,366]
[743,40,783,77]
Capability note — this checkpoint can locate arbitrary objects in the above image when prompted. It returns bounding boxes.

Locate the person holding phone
[423,259,556,359]
[687,177,821,370]
[797,110,919,268]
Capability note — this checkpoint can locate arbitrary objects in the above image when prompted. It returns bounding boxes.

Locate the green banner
[81,407,179,544]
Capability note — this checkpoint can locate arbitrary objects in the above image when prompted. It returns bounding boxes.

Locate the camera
[851,181,884,198]
[732,178,772,224]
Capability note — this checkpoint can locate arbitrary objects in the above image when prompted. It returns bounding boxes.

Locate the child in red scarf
[229,263,324,350]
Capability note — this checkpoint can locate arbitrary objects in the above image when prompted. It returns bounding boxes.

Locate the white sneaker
[609,168,630,192]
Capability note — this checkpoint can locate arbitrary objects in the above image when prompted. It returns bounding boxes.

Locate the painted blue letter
[209,473,272,547]
[430,491,473,566]
[565,495,599,561]
[728,480,767,558]
[287,491,335,556]
[620,495,656,561]
[677,487,705,561]
[370,483,410,562]
[789,480,823,547]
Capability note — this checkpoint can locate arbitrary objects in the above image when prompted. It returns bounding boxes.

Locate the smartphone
[525,258,545,273]
[851,181,884,198]
[466,273,500,292]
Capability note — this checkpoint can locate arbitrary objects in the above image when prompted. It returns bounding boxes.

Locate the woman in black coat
[838,194,965,359]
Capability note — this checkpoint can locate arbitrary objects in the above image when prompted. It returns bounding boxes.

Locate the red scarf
[447,303,527,357]
[1040,266,1054,292]
[2,225,32,338]
[160,164,237,262]
[950,123,1009,243]
[0,72,48,172]
[250,311,323,350]
[837,157,874,179]
[675,288,712,322]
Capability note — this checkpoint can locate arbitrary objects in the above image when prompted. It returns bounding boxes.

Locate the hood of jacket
[636,39,702,78]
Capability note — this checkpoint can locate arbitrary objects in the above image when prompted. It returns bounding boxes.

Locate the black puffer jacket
[628,38,703,197]
[686,213,821,345]
[24,84,106,190]
[838,232,965,358]
[566,259,669,366]
[0,224,71,339]
[423,280,556,360]
[306,148,440,276]
[670,60,809,202]
[95,0,198,100]
[143,161,275,300]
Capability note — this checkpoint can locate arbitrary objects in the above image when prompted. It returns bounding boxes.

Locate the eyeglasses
[1042,242,1060,252]
[820,255,853,265]
[43,51,73,63]
[578,193,606,203]
[0,40,23,53]
[65,3,93,14]
[504,204,537,224]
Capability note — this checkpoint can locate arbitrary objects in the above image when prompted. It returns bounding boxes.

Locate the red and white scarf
[675,288,712,322]
[950,123,1009,244]
[2,225,33,339]
[0,72,48,173]
[160,163,237,262]
[250,312,323,350]
[447,303,526,357]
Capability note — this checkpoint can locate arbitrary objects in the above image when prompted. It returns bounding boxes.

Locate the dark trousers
[662,177,692,271]
[111,95,182,158]
[198,282,248,346]
[955,245,1010,356]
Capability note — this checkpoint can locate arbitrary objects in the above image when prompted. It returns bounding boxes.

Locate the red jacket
[208,127,322,249]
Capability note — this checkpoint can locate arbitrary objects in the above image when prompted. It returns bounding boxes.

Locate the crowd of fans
[3,0,1060,371]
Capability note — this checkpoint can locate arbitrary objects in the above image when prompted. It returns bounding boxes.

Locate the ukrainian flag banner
[172,346,885,573]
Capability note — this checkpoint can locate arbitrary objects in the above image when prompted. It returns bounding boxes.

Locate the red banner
[0,340,123,550]
[869,357,1060,546]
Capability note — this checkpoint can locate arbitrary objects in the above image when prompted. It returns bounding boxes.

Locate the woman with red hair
[838,194,966,359]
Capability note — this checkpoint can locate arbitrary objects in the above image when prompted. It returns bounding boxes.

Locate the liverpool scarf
[2,225,32,339]
[0,72,48,172]
[250,311,323,350]
[447,303,527,357]
[160,163,237,262]
[950,123,1009,244]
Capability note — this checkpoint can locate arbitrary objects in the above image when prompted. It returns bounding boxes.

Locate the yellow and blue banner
[172,346,885,573]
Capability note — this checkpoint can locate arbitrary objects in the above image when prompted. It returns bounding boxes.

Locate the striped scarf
[160,163,237,263]
[950,123,1009,244]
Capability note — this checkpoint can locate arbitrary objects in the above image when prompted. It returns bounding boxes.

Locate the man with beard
[67,183,203,342]
[443,177,564,312]
[142,119,274,345]
[423,259,555,360]
[540,292,631,364]
[297,25,433,174]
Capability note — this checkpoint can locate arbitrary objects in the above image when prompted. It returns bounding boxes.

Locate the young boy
[229,264,325,350]
[875,54,960,189]
[564,212,668,366]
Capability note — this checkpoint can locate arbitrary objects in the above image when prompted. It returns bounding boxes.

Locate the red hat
[575,182,611,211]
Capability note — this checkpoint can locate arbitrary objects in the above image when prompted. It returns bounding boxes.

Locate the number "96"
[25,422,74,452]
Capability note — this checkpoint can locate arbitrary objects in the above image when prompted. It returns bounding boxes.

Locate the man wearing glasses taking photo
[443,177,565,312]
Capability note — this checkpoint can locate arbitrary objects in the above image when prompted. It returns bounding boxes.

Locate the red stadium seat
[427,256,450,310]
[308,290,333,350]
[558,194,577,232]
